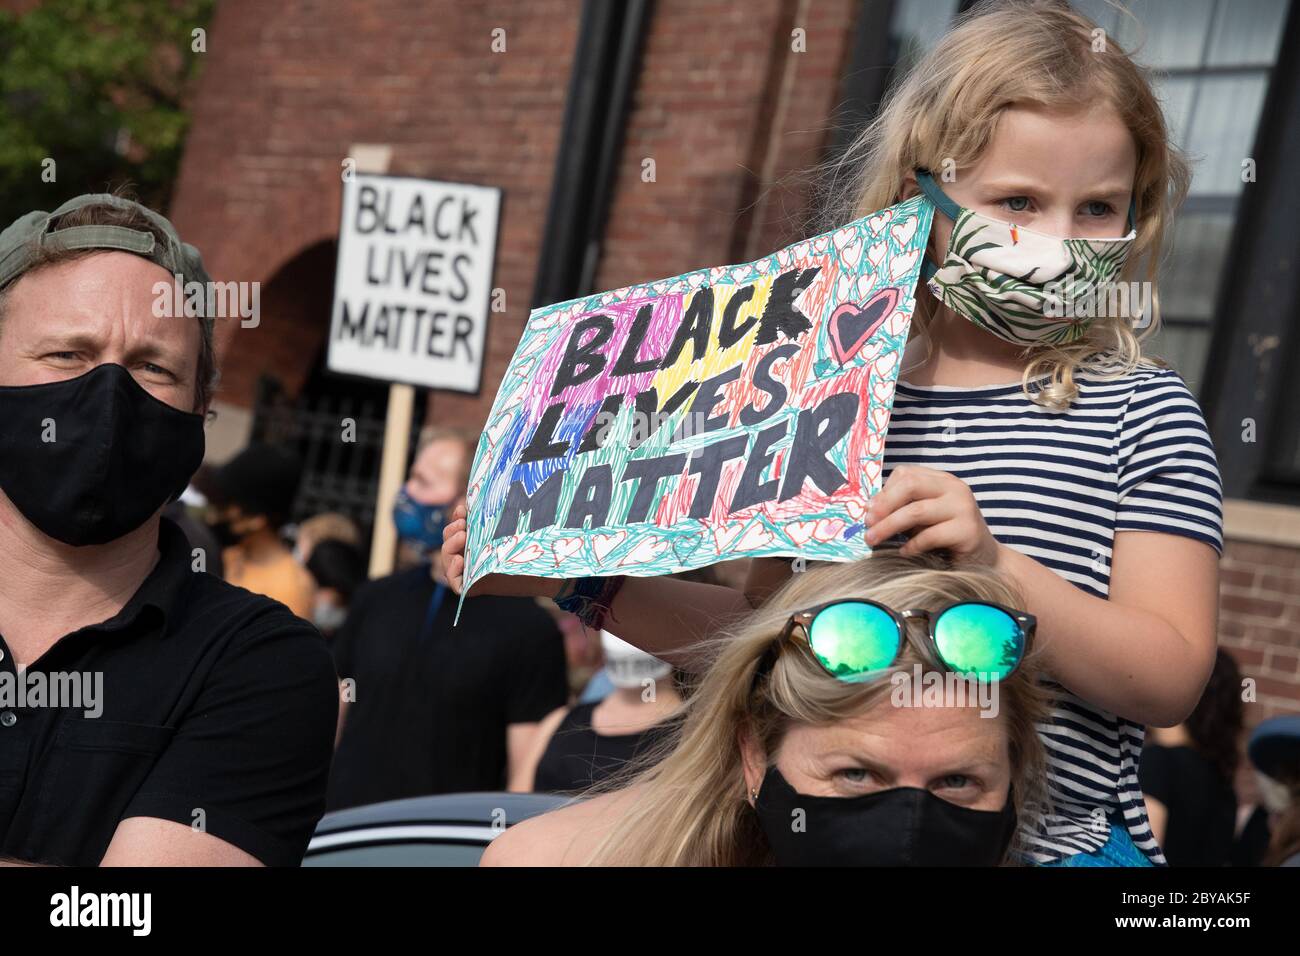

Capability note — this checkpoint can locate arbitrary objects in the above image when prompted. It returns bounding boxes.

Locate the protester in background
[305,538,367,640]
[202,443,315,620]
[483,550,1048,866]
[0,194,336,866]
[574,567,719,706]
[327,426,568,809]
[1247,716,1300,867]
[1232,770,1282,867]
[561,610,606,702]
[294,510,363,565]
[1139,649,1242,866]
[162,477,224,579]
[522,632,683,795]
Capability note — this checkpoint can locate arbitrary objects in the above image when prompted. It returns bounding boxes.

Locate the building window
[1074,0,1290,396]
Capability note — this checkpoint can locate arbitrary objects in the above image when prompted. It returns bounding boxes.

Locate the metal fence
[248,375,425,556]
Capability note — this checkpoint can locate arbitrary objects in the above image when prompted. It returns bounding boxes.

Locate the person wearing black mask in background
[305,538,367,641]
[0,195,337,866]
[1140,649,1243,866]
[201,443,316,620]
[327,426,568,808]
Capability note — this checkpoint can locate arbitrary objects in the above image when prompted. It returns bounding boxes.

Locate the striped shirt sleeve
[1114,369,1224,553]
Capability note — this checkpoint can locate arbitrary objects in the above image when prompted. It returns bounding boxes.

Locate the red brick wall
[1220,539,1300,719]
[169,0,859,428]
[596,0,858,293]
[168,0,583,426]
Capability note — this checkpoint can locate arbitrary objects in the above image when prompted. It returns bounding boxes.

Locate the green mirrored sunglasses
[770,598,1034,684]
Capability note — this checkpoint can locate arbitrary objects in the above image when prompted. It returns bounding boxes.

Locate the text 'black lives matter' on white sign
[328,173,502,393]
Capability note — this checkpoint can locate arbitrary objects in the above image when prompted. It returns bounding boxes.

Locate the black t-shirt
[327,565,568,811]
[0,518,339,866]
[1139,743,1237,867]
[533,701,678,795]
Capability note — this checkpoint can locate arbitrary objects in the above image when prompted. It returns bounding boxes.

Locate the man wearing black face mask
[0,195,338,866]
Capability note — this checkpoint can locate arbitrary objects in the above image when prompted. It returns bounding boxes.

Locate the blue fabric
[1035,823,1156,868]
[578,668,614,704]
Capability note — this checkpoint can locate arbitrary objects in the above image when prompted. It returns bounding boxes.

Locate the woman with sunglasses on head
[482,550,1049,866]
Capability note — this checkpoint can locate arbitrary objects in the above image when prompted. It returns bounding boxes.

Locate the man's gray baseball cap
[0,193,211,299]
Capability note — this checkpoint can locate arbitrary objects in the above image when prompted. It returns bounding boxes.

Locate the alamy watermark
[890,664,1000,719]
[1044,280,1152,328]
[0,669,102,718]
[152,273,260,328]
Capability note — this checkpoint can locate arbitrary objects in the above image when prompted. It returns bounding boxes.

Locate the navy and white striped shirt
[884,364,1223,864]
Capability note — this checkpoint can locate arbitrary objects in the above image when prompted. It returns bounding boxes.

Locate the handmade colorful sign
[459,193,934,606]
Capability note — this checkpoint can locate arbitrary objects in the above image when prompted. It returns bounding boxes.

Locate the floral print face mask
[915,170,1138,347]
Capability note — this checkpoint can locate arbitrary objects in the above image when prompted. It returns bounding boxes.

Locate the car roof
[314,791,574,835]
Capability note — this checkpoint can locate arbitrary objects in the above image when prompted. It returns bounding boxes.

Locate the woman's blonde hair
[582,549,1052,866]
[819,0,1190,409]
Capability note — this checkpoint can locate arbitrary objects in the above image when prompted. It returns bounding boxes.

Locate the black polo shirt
[0,518,338,866]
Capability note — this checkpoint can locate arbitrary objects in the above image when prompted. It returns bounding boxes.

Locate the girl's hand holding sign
[864,464,1000,566]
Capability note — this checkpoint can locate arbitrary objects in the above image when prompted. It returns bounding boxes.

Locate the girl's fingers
[869,466,948,520]
[866,498,945,545]
[898,521,969,558]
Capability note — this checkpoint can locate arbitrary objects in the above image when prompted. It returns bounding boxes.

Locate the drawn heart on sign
[813,518,845,542]
[507,542,545,564]
[712,523,744,553]
[593,531,628,563]
[890,249,920,281]
[841,238,864,271]
[829,287,900,366]
[870,404,891,434]
[552,536,584,566]
[786,520,817,547]
[670,532,703,566]
[485,413,513,450]
[890,217,917,248]
[620,536,667,567]
[736,522,774,551]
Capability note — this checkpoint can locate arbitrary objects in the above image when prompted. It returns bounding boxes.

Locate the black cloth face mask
[0,363,205,546]
[753,765,1018,866]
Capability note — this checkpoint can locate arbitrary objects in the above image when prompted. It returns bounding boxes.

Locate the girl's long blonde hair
[582,549,1052,866]
[818,0,1190,409]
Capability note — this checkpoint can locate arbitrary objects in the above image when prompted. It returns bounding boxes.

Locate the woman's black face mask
[0,363,205,546]
[753,765,1018,866]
